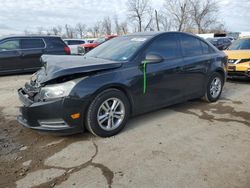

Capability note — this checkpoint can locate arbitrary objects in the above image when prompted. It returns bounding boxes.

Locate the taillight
[64,46,71,55]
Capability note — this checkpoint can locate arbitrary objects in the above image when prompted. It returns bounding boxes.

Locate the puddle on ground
[172,101,250,127]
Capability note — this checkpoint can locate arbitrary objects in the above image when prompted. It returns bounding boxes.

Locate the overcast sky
[0,0,249,35]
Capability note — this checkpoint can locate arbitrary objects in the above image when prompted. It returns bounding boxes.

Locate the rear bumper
[18,88,87,135]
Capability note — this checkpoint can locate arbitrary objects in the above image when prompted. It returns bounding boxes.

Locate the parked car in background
[63,39,87,55]
[85,38,97,43]
[207,37,232,50]
[224,37,250,79]
[228,37,236,42]
[18,32,227,137]
[81,35,117,53]
[0,36,70,75]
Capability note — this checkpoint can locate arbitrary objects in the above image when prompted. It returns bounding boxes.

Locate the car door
[0,38,22,73]
[177,33,211,98]
[137,33,186,109]
[19,38,45,71]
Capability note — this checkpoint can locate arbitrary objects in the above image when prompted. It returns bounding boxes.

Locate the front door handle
[175,66,184,72]
[16,51,24,57]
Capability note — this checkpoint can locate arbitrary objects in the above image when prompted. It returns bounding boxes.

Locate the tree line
[25,0,226,38]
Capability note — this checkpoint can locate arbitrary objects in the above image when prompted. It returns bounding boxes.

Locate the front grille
[24,82,39,97]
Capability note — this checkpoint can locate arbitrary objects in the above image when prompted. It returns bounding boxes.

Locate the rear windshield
[45,38,66,49]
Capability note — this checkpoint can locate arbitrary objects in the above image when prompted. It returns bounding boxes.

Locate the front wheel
[86,89,130,137]
[203,72,224,102]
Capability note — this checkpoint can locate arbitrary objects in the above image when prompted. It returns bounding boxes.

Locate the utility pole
[155,10,160,31]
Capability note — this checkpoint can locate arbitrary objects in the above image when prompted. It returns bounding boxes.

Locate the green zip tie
[142,61,148,94]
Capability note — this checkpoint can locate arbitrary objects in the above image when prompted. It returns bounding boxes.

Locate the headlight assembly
[39,78,84,100]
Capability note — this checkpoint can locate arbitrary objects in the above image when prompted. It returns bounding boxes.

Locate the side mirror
[144,53,163,64]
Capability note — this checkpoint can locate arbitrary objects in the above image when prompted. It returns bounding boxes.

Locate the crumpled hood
[37,55,123,84]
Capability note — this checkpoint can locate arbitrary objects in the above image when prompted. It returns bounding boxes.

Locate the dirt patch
[0,107,90,187]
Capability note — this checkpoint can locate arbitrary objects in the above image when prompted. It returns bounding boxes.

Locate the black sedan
[18,32,228,137]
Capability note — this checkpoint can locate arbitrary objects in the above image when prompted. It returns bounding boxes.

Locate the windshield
[228,38,250,50]
[85,36,150,61]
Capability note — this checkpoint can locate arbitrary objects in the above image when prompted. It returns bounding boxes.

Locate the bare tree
[51,26,62,36]
[114,15,122,35]
[209,23,227,33]
[102,17,112,35]
[127,0,152,32]
[37,27,45,35]
[157,12,173,31]
[46,29,52,36]
[87,21,102,37]
[75,23,86,38]
[24,29,31,35]
[120,21,129,34]
[190,0,219,33]
[164,0,192,32]
[65,24,75,38]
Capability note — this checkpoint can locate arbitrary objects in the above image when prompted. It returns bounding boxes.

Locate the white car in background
[63,39,88,55]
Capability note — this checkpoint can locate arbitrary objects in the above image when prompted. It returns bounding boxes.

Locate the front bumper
[18,88,87,135]
[227,70,250,79]
[227,64,250,79]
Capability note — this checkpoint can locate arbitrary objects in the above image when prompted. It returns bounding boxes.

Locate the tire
[203,72,224,103]
[86,89,130,137]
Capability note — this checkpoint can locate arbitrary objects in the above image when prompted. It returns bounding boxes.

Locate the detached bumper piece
[17,88,85,135]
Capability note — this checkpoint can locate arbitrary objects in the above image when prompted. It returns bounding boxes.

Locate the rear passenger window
[146,34,181,59]
[0,39,20,51]
[180,34,203,56]
[21,39,45,49]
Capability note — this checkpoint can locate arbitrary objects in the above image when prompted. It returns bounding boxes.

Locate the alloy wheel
[97,98,125,131]
[210,77,222,98]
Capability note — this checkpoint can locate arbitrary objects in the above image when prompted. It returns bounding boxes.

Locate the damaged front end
[17,55,123,134]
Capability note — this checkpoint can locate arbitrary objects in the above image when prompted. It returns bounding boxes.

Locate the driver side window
[145,34,181,60]
[0,39,20,51]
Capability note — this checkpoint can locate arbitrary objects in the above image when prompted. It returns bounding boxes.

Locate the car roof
[126,31,203,39]
[127,31,165,37]
[0,35,61,40]
[63,39,86,41]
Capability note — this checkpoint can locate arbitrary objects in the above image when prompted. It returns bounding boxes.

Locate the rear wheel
[204,72,224,102]
[86,89,130,137]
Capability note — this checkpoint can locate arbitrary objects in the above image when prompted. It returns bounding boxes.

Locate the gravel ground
[0,74,249,188]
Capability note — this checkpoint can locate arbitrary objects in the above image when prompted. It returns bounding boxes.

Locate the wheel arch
[213,68,226,83]
[86,83,135,116]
